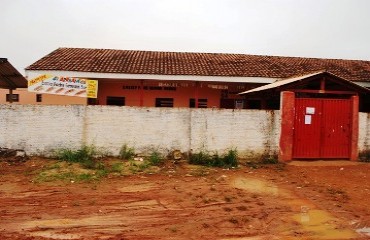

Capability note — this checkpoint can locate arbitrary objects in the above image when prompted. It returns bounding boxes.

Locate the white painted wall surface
[0,105,280,157]
[359,112,370,151]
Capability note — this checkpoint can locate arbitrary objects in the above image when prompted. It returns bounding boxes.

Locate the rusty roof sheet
[0,58,27,89]
[26,48,370,82]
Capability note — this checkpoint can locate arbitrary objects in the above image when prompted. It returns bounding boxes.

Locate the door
[293,98,352,159]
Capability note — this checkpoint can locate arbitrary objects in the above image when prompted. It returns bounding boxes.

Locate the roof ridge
[25,47,370,82]
[51,47,370,62]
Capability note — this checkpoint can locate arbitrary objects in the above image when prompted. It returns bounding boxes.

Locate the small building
[25,48,370,110]
[0,58,27,101]
[240,71,370,161]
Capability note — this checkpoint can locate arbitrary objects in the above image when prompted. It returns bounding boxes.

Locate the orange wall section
[97,80,246,108]
[0,88,87,105]
[0,80,248,107]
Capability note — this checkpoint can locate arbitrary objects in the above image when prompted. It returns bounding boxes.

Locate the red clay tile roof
[0,58,27,89]
[26,47,370,82]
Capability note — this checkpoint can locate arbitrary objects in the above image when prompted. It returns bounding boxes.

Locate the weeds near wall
[189,149,238,168]
[33,145,170,183]
[148,150,164,166]
[110,162,124,173]
[244,152,285,171]
[259,153,279,164]
[54,145,108,169]
[42,145,111,182]
[119,144,135,160]
[359,150,370,162]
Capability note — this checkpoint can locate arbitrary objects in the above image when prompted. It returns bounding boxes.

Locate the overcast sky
[2,0,370,74]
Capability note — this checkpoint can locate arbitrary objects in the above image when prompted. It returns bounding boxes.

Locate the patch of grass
[221,149,238,167]
[119,144,135,160]
[128,160,150,173]
[110,162,124,173]
[95,169,108,178]
[34,170,106,183]
[189,151,212,166]
[189,149,238,168]
[54,145,107,170]
[45,163,62,170]
[148,150,164,166]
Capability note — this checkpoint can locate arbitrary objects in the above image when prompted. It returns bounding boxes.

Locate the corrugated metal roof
[239,71,370,95]
[0,58,27,89]
[26,47,370,82]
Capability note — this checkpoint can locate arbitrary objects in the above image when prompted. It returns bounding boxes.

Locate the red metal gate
[293,98,352,159]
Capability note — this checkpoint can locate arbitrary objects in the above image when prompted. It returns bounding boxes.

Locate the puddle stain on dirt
[232,177,358,240]
[293,209,357,239]
[19,215,144,239]
[18,211,181,239]
[233,178,280,196]
[221,236,280,240]
[0,182,22,194]
[356,227,370,236]
[21,215,126,229]
[118,182,156,192]
[28,232,81,240]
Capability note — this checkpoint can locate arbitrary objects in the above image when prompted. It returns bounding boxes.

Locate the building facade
[21,47,370,110]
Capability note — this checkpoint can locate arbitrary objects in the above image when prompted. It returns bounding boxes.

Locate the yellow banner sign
[28,75,98,98]
[87,80,98,98]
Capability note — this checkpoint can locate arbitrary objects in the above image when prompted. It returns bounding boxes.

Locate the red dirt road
[0,159,369,240]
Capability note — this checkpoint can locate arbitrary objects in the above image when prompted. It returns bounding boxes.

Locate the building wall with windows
[0,88,87,105]
[96,79,263,109]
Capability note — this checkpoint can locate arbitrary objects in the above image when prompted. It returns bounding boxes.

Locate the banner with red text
[28,75,98,98]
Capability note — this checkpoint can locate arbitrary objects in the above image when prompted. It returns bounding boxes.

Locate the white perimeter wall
[359,112,370,151]
[0,105,281,158]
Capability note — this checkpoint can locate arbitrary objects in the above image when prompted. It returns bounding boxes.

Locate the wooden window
[189,99,207,108]
[107,96,125,106]
[155,98,173,107]
[36,94,42,102]
[6,94,19,102]
[247,100,261,109]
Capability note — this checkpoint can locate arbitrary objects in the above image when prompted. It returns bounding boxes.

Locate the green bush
[148,150,164,166]
[119,144,135,160]
[54,145,105,169]
[189,151,212,166]
[222,149,238,167]
[189,149,238,168]
[110,162,124,173]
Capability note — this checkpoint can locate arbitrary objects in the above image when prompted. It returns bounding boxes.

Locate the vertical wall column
[140,80,144,107]
[279,91,295,162]
[8,89,13,103]
[350,95,359,161]
[194,81,199,108]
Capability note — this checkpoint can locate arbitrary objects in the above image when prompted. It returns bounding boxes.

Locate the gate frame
[279,91,359,162]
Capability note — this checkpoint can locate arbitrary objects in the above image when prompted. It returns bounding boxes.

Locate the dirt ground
[0,158,369,240]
